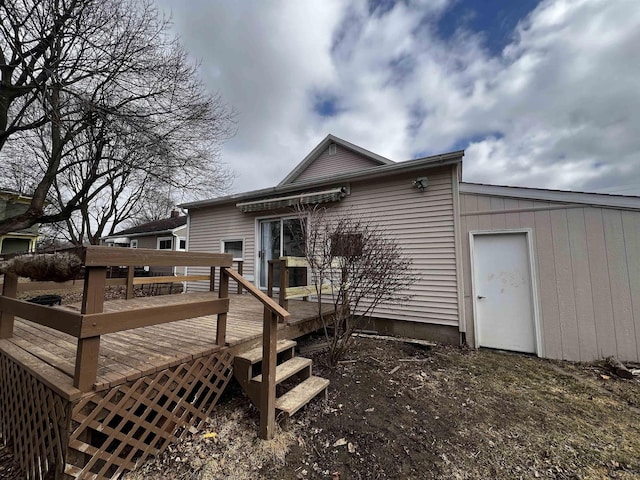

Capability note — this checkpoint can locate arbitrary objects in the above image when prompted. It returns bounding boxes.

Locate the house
[180,134,640,363]
[0,188,39,255]
[101,211,187,275]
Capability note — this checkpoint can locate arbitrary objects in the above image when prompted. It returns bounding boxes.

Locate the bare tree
[300,207,417,366]
[0,0,235,237]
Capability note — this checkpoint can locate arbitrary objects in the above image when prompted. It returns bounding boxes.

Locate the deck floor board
[8,292,329,391]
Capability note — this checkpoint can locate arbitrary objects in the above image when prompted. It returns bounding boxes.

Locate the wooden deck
[6,292,328,395]
[0,247,339,478]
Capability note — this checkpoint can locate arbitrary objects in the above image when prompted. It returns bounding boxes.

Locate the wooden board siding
[293,144,382,184]
[460,193,640,362]
[186,166,460,329]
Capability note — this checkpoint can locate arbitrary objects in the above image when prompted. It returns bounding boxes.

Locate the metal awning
[236,187,345,213]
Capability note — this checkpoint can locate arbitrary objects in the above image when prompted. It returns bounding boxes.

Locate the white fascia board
[460,182,640,210]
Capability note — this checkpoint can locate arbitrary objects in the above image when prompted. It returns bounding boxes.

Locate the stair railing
[222,268,290,440]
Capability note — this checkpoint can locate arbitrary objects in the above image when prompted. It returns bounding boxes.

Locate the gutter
[181,150,464,210]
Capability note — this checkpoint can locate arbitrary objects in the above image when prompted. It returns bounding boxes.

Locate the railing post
[126,266,135,299]
[236,260,244,295]
[267,260,274,298]
[0,273,18,339]
[259,305,278,440]
[278,259,289,315]
[216,268,229,346]
[209,267,216,292]
[74,266,106,391]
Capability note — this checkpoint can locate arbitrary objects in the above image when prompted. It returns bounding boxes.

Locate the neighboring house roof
[102,216,187,240]
[278,134,394,186]
[460,182,640,210]
[181,149,464,210]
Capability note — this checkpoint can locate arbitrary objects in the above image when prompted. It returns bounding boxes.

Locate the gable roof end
[278,134,393,186]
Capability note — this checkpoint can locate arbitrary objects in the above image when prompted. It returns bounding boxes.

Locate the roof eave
[182,150,463,210]
[460,182,640,210]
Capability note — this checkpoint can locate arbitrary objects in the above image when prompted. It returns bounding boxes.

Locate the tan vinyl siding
[460,193,640,362]
[186,166,460,328]
[316,167,458,326]
[293,145,382,183]
[187,204,256,291]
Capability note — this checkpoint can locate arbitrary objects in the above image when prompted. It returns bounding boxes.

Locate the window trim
[221,238,245,261]
[130,239,138,249]
[177,237,186,251]
[157,236,174,250]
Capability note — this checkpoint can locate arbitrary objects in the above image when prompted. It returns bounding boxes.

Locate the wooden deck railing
[268,256,336,313]
[0,259,244,296]
[0,247,234,391]
[224,267,290,439]
[0,248,290,440]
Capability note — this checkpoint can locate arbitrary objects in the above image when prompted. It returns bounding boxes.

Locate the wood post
[209,267,216,292]
[259,305,278,440]
[126,266,135,299]
[236,260,244,294]
[74,267,106,391]
[216,268,229,346]
[278,259,289,316]
[0,273,18,339]
[267,261,274,298]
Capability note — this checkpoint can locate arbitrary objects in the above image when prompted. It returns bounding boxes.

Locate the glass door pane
[259,220,281,288]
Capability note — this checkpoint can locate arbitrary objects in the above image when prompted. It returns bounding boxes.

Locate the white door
[472,232,537,353]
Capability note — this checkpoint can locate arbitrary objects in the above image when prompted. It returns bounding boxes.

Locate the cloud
[156,0,640,195]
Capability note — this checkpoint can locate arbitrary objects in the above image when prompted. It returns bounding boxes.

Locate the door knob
[477,295,485,299]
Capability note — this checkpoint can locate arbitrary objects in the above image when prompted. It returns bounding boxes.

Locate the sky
[154,0,640,196]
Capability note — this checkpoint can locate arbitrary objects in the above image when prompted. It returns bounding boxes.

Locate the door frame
[468,228,543,356]
[254,213,309,290]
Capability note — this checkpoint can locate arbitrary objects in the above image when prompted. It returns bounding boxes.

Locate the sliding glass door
[258,217,306,289]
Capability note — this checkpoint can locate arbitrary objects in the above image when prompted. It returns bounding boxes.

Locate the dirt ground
[2,335,640,479]
[123,335,640,480]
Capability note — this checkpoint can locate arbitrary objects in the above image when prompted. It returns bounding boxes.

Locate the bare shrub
[300,207,417,366]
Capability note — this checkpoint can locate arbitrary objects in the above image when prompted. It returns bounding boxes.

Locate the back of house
[181,134,640,363]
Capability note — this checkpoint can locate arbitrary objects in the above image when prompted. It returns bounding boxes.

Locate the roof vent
[328,144,337,155]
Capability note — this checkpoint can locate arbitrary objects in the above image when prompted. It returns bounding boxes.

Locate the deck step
[251,356,311,385]
[236,339,297,365]
[276,375,329,416]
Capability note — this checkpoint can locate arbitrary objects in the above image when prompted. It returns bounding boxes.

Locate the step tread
[251,356,312,385]
[236,339,297,364]
[276,376,329,415]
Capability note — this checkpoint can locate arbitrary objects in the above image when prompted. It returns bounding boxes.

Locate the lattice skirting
[0,349,233,480]
[65,350,233,479]
[0,350,71,480]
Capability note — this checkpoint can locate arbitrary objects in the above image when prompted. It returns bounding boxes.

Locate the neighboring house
[0,188,39,255]
[101,211,187,275]
[181,134,640,363]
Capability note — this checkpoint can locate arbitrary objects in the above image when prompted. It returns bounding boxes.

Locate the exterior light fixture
[413,176,428,191]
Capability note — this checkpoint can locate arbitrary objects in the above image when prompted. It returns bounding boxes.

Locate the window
[331,233,363,258]
[130,239,138,248]
[222,239,244,260]
[157,237,173,250]
[178,238,186,251]
[328,143,337,155]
